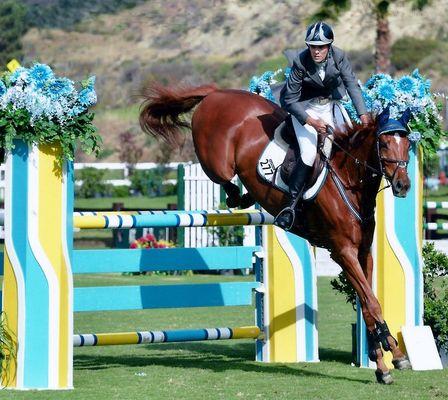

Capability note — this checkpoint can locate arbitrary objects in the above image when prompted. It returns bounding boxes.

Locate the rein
[322,127,409,223]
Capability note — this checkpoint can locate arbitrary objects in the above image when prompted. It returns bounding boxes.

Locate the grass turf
[1,276,446,399]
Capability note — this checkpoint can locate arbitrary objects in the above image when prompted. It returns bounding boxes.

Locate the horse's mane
[333,118,378,150]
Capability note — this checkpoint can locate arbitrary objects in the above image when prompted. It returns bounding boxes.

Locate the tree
[311,0,430,73]
[0,1,28,67]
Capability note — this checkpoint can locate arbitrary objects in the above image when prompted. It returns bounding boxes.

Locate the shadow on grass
[74,341,370,384]
[319,347,353,364]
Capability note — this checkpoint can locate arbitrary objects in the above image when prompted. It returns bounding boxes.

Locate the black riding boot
[274,157,313,230]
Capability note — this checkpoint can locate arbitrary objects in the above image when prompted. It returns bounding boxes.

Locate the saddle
[256,115,330,201]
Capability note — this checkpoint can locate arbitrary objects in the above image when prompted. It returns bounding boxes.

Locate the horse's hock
[0,142,423,390]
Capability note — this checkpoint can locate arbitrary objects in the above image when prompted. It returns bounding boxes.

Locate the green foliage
[391,37,439,71]
[422,242,448,351]
[209,202,245,247]
[309,0,351,22]
[23,0,148,30]
[0,105,101,163]
[129,167,174,197]
[0,312,16,385]
[409,101,447,157]
[256,56,287,76]
[423,153,440,177]
[210,225,245,247]
[111,185,130,197]
[330,271,357,310]
[253,22,278,44]
[0,0,28,66]
[117,130,143,166]
[75,167,112,198]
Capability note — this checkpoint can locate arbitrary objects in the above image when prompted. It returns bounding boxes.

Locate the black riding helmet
[305,22,334,46]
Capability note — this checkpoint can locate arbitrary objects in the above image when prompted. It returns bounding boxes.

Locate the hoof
[225,196,240,208]
[375,369,393,385]
[392,356,412,370]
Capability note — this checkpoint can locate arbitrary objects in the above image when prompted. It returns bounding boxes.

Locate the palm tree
[311,0,430,73]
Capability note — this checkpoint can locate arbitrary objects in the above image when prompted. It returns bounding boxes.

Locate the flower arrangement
[130,233,174,249]
[0,63,102,161]
[342,69,446,155]
[247,68,290,102]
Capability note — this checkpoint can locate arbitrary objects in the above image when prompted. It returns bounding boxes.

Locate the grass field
[1,276,446,400]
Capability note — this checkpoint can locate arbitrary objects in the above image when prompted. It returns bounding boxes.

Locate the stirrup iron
[274,195,301,231]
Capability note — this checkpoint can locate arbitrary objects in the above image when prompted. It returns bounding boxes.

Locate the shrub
[253,22,278,44]
[129,167,170,196]
[111,185,130,197]
[391,37,438,71]
[422,242,448,352]
[75,167,112,198]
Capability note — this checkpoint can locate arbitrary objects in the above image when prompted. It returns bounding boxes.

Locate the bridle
[323,126,410,223]
[376,131,410,184]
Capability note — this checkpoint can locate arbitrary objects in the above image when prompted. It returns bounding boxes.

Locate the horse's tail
[139,83,218,148]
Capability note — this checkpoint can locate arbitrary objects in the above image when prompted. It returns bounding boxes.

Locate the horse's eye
[379,141,388,149]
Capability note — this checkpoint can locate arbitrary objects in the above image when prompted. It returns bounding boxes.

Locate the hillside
[19,0,448,162]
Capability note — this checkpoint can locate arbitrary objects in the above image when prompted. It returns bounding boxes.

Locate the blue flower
[364,73,393,89]
[71,105,85,117]
[408,131,422,143]
[81,75,96,90]
[377,82,396,102]
[397,76,415,94]
[29,63,54,89]
[342,100,360,123]
[9,67,29,84]
[46,78,75,99]
[362,91,373,110]
[416,83,426,99]
[412,69,423,81]
[78,87,97,107]
[0,81,6,97]
[284,67,291,79]
[248,76,260,93]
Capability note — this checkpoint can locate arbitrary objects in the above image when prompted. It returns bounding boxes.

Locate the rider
[275,21,370,230]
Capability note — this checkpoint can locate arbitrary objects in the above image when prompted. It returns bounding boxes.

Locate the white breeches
[291,101,348,167]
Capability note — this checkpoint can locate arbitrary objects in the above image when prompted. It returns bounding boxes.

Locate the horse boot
[274,157,312,231]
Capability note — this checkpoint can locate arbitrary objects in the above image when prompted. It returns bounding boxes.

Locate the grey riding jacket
[280,46,367,125]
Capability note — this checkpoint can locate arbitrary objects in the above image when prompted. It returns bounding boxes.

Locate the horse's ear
[378,106,390,126]
[399,108,412,126]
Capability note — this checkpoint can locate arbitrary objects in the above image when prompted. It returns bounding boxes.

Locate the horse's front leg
[332,245,395,383]
[358,248,411,372]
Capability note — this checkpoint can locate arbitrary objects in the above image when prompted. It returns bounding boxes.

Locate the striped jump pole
[73,210,274,229]
[74,326,261,347]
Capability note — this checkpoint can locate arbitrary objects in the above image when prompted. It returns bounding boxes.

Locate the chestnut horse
[139,84,412,384]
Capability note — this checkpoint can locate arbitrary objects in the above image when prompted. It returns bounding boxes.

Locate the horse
[139,84,412,384]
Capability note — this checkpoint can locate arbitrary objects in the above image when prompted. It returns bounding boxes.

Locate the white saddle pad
[256,102,352,201]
